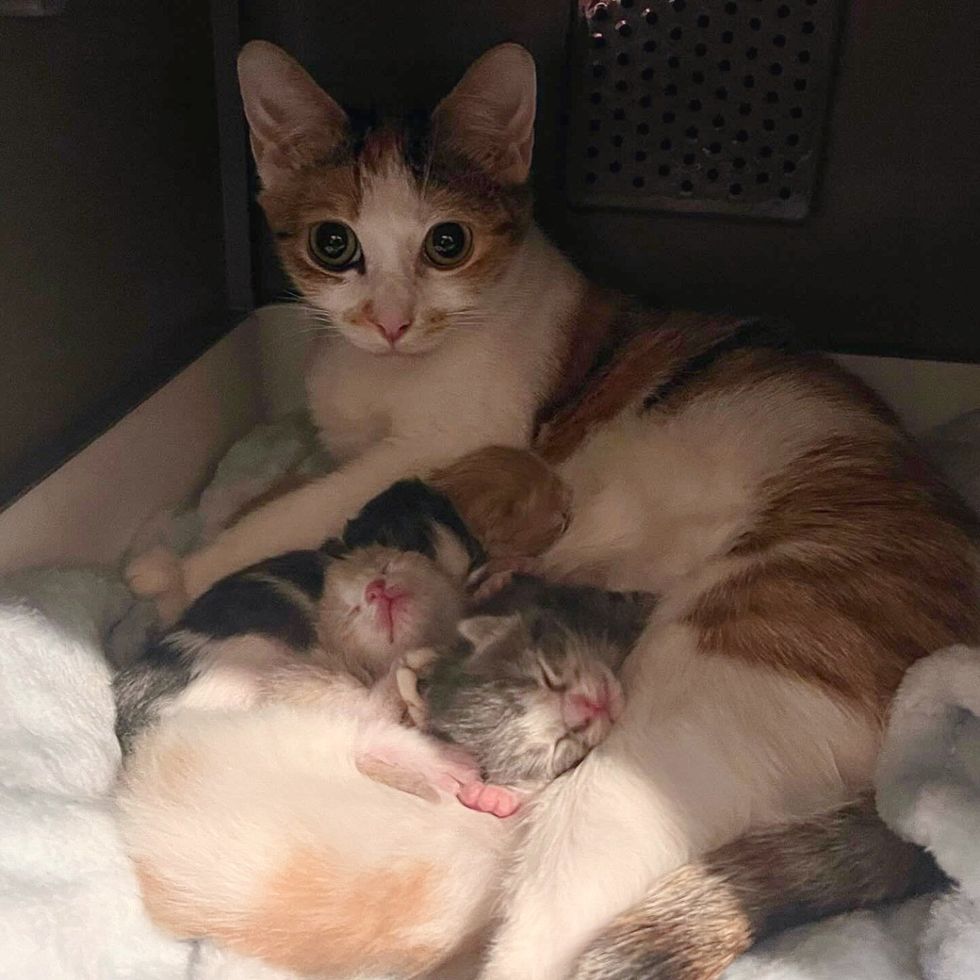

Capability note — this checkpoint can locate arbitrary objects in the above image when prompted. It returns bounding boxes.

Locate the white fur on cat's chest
[306,327,546,459]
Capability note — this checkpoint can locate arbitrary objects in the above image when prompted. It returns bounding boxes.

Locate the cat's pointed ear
[458,613,522,653]
[432,43,536,185]
[237,41,348,187]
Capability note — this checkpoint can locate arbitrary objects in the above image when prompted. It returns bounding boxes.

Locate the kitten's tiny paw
[395,666,428,728]
[469,557,540,602]
[394,647,437,728]
[402,647,438,672]
[457,782,521,818]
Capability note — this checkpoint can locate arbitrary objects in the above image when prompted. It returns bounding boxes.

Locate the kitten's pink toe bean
[458,782,521,818]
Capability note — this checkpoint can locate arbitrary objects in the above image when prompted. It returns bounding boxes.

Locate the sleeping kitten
[399,578,654,816]
[113,541,461,752]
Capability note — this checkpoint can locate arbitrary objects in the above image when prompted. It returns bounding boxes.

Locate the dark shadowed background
[1,0,977,505]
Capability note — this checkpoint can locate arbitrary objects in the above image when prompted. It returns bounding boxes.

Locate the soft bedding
[1,410,977,980]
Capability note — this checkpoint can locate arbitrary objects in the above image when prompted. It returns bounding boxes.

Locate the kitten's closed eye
[537,658,568,693]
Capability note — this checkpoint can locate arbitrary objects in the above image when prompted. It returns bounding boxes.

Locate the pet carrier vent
[564,0,842,219]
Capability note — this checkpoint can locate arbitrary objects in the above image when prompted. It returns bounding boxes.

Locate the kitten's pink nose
[568,694,610,720]
[364,578,409,644]
[370,313,412,344]
[564,686,617,732]
[364,578,407,605]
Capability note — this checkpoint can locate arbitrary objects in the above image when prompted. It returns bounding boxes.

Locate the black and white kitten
[113,479,480,752]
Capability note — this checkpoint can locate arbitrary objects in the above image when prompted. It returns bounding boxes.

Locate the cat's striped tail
[570,793,944,980]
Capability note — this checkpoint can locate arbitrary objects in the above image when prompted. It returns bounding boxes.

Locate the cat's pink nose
[370,315,412,344]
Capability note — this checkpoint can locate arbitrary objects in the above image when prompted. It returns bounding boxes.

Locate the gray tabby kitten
[405,577,655,817]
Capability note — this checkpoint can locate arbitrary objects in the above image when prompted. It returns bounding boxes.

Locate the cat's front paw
[124,546,189,624]
[457,781,521,818]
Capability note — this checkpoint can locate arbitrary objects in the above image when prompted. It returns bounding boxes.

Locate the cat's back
[548,338,979,713]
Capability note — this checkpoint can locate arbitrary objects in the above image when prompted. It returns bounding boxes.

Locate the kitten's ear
[458,613,522,653]
[432,43,536,185]
[319,537,348,559]
[237,41,348,187]
[601,591,657,652]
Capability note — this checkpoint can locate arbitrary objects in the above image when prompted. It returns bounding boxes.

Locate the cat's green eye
[308,222,361,270]
[423,222,473,268]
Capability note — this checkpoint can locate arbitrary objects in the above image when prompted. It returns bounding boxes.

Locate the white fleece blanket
[0,568,304,980]
[1,410,977,980]
[726,646,980,980]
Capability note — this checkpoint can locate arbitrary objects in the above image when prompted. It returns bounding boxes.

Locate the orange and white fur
[124,41,979,980]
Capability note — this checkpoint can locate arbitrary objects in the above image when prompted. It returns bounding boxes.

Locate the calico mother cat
[127,41,978,980]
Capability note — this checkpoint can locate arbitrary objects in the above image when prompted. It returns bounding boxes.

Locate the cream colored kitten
[124,41,979,980]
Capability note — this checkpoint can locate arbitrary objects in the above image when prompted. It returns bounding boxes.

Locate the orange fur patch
[536,305,748,462]
[237,849,439,975]
[137,849,444,976]
[689,435,979,715]
[236,851,439,975]
[429,446,571,559]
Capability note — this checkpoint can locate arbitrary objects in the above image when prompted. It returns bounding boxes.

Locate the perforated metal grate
[563,0,842,219]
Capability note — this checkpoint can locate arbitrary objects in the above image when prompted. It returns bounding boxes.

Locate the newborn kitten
[428,446,571,561]
[401,577,655,817]
[113,479,479,753]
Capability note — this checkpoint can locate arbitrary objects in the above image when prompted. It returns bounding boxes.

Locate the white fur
[479,621,878,979]
[473,336,896,978]
[303,159,488,359]
[163,633,297,715]
[118,693,512,972]
[181,227,583,599]
[542,371,891,594]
